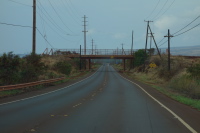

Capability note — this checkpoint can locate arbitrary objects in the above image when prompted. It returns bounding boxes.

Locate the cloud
[184,6,200,18]
[154,16,178,32]
[87,29,95,35]
[113,33,128,39]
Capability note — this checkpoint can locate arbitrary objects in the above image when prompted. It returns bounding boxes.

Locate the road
[0,64,198,133]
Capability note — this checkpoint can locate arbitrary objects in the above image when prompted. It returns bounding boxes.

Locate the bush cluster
[133,49,148,67]
[187,63,200,79]
[0,52,21,85]
[0,52,73,85]
[54,61,71,75]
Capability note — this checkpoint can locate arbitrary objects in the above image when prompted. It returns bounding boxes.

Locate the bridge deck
[67,55,134,59]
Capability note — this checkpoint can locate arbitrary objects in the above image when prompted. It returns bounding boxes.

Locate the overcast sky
[0,0,200,54]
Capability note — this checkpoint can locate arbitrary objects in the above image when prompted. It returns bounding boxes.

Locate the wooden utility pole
[82,15,88,55]
[91,39,94,55]
[131,30,134,55]
[149,33,154,56]
[32,0,36,54]
[148,25,161,58]
[144,21,153,54]
[80,45,82,70]
[121,43,125,55]
[164,29,173,71]
[144,21,153,71]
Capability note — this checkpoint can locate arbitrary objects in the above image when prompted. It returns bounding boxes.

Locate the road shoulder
[119,71,200,132]
[0,70,96,105]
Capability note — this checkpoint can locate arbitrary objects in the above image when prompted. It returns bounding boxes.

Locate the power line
[8,0,31,7]
[36,28,54,48]
[37,10,78,42]
[47,0,74,33]
[157,37,165,44]
[152,0,169,20]
[146,0,160,20]
[173,22,200,37]
[0,22,32,28]
[158,40,168,47]
[37,1,70,36]
[60,0,82,24]
[154,0,176,20]
[173,14,200,35]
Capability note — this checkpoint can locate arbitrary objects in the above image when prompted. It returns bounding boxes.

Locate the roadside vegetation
[115,49,200,110]
[0,52,98,98]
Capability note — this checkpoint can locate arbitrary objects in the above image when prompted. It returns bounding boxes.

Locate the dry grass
[124,55,200,99]
[41,55,71,69]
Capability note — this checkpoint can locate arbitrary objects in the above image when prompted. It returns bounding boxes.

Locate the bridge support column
[123,59,126,71]
[89,59,91,70]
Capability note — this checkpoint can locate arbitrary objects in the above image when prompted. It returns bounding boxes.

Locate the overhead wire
[154,0,176,20]
[37,10,79,42]
[7,0,32,7]
[47,0,74,33]
[37,4,48,48]
[152,0,169,20]
[36,28,54,48]
[0,22,32,28]
[69,0,83,16]
[37,0,70,36]
[173,22,200,37]
[173,14,200,35]
[60,0,82,24]
[146,0,160,20]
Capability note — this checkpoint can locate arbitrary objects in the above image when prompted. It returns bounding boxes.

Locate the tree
[134,49,148,67]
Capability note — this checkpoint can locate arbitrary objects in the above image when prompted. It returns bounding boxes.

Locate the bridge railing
[54,49,134,55]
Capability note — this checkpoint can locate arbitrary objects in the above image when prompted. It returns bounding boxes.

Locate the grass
[0,89,23,97]
[123,69,200,111]
[152,85,200,110]
[0,70,91,98]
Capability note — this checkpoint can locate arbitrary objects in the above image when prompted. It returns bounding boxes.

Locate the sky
[0,0,200,54]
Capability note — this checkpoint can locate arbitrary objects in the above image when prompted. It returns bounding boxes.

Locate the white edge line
[119,74,197,133]
[0,66,103,106]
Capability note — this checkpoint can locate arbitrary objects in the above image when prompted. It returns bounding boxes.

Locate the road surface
[0,64,198,133]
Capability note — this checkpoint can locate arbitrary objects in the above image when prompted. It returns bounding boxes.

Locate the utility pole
[130,30,134,69]
[121,43,125,55]
[80,45,81,70]
[82,15,88,55]
[144,20,153,71]
[131,30,134,55]
[144,21,153,55]
[149,33,154,56]
[32,0,36,54]
[164,29,173,71]
[148,25,161,58]
[91,39,94,55]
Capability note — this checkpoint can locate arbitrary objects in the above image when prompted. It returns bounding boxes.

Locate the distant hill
[161,45,200,56]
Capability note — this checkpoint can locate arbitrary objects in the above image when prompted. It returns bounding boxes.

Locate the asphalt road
[0,64,197,133]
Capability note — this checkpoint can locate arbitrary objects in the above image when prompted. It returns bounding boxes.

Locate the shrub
[169,74,200,99]
[149,56,161,66]
[156,56,185,80]
[134,49,148,67]
[20,53,47,83]
[0,52,21,85]
[187,63,200,79]
[54,61,72,75]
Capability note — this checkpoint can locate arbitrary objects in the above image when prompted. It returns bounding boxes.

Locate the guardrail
[0,77,65,91]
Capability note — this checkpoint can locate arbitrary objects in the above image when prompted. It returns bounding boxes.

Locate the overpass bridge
[53,49,134,71]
